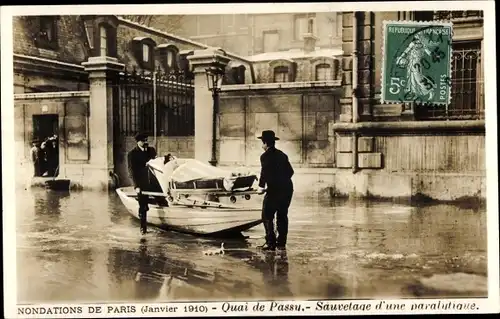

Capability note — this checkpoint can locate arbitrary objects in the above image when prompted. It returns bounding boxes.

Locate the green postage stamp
[381,20,453,106]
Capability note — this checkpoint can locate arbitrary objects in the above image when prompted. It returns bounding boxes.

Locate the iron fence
[114,67,195,136]
[433,11,483,21]
[415,41,484,120]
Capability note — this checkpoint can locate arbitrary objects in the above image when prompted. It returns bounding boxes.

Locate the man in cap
[256,130,294,251]
[128,132,157,235]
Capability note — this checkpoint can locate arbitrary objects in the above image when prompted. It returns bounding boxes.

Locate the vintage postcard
[1,1,498,318]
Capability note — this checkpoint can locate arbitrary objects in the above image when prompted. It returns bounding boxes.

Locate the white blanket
[147,157,256,193]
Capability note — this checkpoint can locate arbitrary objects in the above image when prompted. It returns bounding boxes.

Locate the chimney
[303,33,318,53]
[303,17,318,53]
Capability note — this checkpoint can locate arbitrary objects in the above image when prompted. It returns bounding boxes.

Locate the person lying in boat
[163,153,176,164]
[146,157,258,204]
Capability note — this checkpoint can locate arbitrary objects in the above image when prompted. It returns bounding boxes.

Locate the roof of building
[248,48,343,62]
[117,17,253,65]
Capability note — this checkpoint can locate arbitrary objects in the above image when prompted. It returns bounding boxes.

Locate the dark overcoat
[127,145,157,190]
[258,146,294,195]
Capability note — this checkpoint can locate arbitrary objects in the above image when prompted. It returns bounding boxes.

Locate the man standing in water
[128,132,157,235]
[256,130,294,251]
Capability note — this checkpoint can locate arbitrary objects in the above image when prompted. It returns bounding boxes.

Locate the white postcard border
[2,2,498,317]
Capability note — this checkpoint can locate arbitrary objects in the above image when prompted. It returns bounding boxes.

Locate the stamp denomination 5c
[382,20,453,106]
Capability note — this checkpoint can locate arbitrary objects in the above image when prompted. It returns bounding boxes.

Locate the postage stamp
[381,20,453,106]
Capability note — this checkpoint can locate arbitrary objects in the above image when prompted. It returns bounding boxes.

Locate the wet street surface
[15,189,487,303]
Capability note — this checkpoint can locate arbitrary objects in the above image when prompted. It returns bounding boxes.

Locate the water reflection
[134,240,169,300]
[201,238,292,299]
[260,250,291,298]
[32,190,68,229]
[15,188,488,303]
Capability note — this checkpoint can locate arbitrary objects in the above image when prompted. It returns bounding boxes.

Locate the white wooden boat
[116,157,263,236]
[116,186,262,236]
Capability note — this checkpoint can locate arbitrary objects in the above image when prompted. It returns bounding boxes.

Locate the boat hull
[116,187,262,236]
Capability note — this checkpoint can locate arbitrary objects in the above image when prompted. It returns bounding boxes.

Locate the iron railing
[115,67,195,136]
[433,11,483,21]
[415,41,484,120]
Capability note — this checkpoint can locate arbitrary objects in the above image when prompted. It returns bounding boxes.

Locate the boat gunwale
[116,187,262,212]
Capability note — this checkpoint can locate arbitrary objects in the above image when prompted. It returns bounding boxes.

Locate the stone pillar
[188,49,231,165]
[82,56,124,190]
[357,11,375,121]
[340,12,376,122]
[340,12,354,123]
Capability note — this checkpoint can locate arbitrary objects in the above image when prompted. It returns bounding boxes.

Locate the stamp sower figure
[257,130,294,251]
[128,132,157,235]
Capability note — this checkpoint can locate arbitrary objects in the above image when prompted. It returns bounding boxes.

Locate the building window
[263,31,279,52]
[158,44,180,73]
[85,17,117,58]
[133,37,156,70]
[307,18,315,34]
[233,65,246,84]
[416,41,483,120]
[270,59,296,83]
[294,14,316,40]
[143,44,150,63]
[35,16,58,50]
[274,66,289,83]
[449,41,483,118]
[166,50,175,67]
[411,11,434,21]
[223,65,246,85]
[315,64,332,81]
[178,51,195,80]
[99,25,107,56]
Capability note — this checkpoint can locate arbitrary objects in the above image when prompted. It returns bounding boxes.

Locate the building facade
[155,12,343,57]
[332,10,485,201]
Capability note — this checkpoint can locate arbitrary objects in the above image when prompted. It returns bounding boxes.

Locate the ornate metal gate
[115,67,195,137]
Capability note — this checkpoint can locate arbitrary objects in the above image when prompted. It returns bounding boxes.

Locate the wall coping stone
[221,80,342,91]
[14,91,90,100]
[331,120,485,134]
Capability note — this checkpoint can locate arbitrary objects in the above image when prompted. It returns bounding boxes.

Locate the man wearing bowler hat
[128,132,157,235]
[257,130,294,251]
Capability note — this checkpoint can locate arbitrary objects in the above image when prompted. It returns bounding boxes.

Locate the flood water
[15,188,488,303]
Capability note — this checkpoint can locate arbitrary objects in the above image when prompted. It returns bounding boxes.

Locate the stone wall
[13,16,89,64]
[13,71,89,94]
[217,82,342,167]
